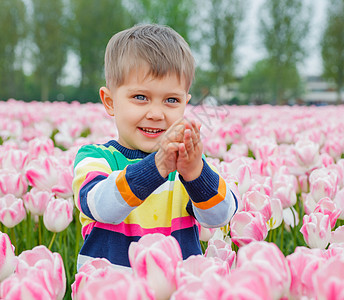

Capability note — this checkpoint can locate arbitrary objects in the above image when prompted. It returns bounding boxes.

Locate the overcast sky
[236,0,327,76]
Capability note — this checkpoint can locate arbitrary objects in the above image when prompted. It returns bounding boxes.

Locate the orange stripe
[116,168,144,207]
[192,177,226,210]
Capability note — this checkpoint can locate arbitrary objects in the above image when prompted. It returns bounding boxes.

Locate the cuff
[125,152,168,200]
[179,159,220,203]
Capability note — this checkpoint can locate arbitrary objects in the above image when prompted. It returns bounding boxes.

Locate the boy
[72,24,238,270]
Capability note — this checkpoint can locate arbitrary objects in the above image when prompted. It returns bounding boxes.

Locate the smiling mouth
[139,127,165,134]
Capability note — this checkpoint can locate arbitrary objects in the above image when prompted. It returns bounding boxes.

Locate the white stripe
[74,157,111,176]
[152,180,175,194]
[87,180,106,222]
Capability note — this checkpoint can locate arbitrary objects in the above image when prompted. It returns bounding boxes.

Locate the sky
[236,0,327,77]
[61,0,327,86]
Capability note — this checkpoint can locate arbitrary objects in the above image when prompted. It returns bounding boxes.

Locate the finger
[184,129,194,153]
[178,143,188,159]
[164,124,185,143]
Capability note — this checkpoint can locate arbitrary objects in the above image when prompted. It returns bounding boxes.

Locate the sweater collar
[108,140,152,159]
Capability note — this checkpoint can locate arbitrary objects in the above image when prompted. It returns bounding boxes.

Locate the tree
[240,59,303,104]
[31,0,68,101]
[321,0,344,104]
[71,0,134,102]
[207,0,245,98]
[259,0,310,104]
[0,0,27,100]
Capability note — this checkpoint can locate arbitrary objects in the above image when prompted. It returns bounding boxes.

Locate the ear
[186,94,192,104]
[99,87,114,116]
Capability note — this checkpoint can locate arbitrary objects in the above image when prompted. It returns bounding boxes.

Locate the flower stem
[10,227,17,255]
[38,216,42,245]
[48,232,57,250]
[280,221,284,252]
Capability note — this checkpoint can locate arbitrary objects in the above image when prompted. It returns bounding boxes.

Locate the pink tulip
[28,137,55,160]
[313,255,344,300]
[1,150,29,173]
[221,158,252,196]
[129,233,182,300]
[0,195,26,228]
[203,137,227,158]
[25,157,59,192]
[0,169,28,198]
[72,258,115,300]
[23,188,54,216]
[253,138,278,161]
[73,268,154,300]
[334,187,344,220]
[0,232,16,281]
[43,198,73,232]
[51,166,74,198]
[286,246,326,299]
[300,212,331,249]
[170,281,206,300]
[298,174,309,193]
[204,237,236,269]
[236,241,291,299]
[314,197,341,229]
[283,207,299,229]
[17,245,66,299]
[1,276,53,300]
[226,267,273,300]
[273,183,297,209]
[242,190,272,222]
[267,197,283,230]
[293,140,321,170]
[198,224,217,242]
[303,193,317,215]
[330,225,344,244]
[309,168,338,203]
[175,255,229,289]
[1,245,66,300]
[249,176,272,197]
[230,211,268,247]
[321,138,343,162]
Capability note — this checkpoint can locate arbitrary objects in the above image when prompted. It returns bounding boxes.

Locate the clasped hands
[155,118,203,181]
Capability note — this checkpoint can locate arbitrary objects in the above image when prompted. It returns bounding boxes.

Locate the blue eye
[166,98,178,104]
[134,95,147,101]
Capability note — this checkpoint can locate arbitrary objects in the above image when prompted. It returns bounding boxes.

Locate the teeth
[141,128,162,133]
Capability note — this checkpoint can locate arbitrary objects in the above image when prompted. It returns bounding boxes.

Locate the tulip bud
[0,195,26,228]
[43,198,73,232]
[300,212,331,249]
[230,211,268,247]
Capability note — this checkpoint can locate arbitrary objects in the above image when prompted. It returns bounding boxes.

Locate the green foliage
[207,0,246,96]
[258,0,310,104]
[240,58,304,104]
[0,0,27,100]
[321,0,344,104]
[70,0,135,102]
[31,0,68,101]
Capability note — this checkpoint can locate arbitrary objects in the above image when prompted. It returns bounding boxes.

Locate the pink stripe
[82,222,96,239]
[94,216,196,237]
[77,171,109,209]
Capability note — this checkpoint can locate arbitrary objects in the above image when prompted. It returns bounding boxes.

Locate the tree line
[0,0,343,105]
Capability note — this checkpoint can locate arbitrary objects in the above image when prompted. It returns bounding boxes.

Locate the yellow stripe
[116,168,144,207]
[192,177,226,210]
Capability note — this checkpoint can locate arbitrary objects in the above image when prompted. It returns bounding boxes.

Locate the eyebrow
[127,88,185,98]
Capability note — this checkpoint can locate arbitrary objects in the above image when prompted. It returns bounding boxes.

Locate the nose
[146,104,164,120]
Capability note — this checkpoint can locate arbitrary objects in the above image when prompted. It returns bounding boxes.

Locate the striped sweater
[72,140,237,269]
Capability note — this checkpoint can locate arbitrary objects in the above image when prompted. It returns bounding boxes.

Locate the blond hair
[104,24,195,91]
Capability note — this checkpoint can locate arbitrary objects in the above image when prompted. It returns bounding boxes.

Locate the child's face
[100,67,191,153]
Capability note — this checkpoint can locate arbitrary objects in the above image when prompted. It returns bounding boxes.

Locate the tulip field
[1,99,344,299]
